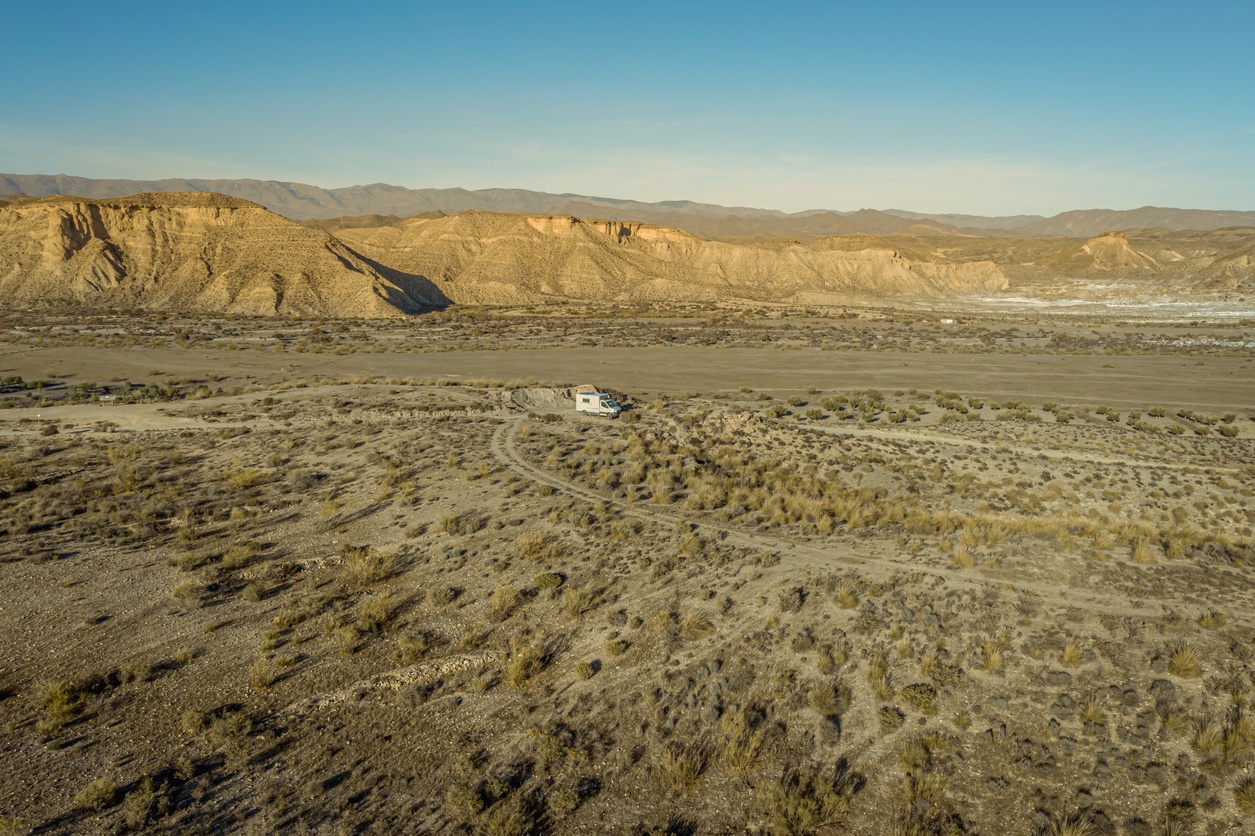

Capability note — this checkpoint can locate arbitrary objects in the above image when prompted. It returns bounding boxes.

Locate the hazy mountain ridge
[6,174,1253,239]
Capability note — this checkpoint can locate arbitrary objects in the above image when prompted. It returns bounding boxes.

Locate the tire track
[491,416,1248,623]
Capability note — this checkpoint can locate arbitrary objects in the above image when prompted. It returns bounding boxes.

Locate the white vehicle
[575,389,622,417]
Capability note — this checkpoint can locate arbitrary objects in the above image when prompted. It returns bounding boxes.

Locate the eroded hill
[336,212,1009,305]
[5,192,1254,316]
[0,193,442,318]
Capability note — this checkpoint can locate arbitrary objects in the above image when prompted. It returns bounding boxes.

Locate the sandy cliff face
[0,193,434,317]
[338,211,1009,305]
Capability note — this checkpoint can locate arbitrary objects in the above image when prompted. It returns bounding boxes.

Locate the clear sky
[2,1,1252,215]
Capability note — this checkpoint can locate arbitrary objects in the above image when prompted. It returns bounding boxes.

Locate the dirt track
[3,344,1250,411]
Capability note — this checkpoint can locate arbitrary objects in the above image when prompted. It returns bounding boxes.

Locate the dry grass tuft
[1060,639,1084,667]
[1235,777,1255,813]
[654,742,705,794]
[1167,642,1202,679]
[503,639,544,688]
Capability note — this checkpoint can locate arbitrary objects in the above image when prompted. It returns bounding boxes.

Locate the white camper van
[574,388,622,417]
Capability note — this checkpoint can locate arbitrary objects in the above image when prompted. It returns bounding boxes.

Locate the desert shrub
[439,513,482,536]
[356,593,394,631]
[721,709,765,776]
[1160,708,1192,737]
[574,661,596,680]
[171,579,200,601]
[879,705,906,733]
[394,634,429,664]
[899,682,938,714]
[74,776,118,811]
[1060,639,1084,666]
[756,764,858,835]
[491,584,522,618]
[654,742,705,794]
[679,611,716,640]
[979,644,1004,673]
[340,545,397,587]
[560,587,600,619]
[515,529,564,562]
[1194,722,1225,757]
[221,540,260,569]
[481,800,533,836]
[951,546,975,569]
[1236,777,1255,813]
[547,787,580,819]
[807,679,851,718]
[534,572,564,590]
[333,625,359,655]
[1167,642,1202,678]
[427,585,458,606]
[778,586,804,613]
[42,680,79,720]
[444,784,484,819]
[1080,695,1107,726]
[1130,539,1157,563]
[35,717,62,737]
[249,657,276,691]
[0,817,27,836]
[1198,609,1227,629]
[867,652,894,699]
[504,639,544,688]
[122,777,155,829]
[290,469,318,491]
[833,579,859,609]
[1034,812,1098,836]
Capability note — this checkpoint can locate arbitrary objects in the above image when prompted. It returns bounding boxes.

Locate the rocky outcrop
[1044,231,1161,272]
[0,193,442,317]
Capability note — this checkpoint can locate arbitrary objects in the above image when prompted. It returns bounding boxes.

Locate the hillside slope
[0,193,441,317]
[336,212,1009,305]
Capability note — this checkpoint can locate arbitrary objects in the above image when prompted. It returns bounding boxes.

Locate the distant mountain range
[3,173,1254,241]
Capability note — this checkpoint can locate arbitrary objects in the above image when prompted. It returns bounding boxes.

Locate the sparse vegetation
[0,311,1250,832]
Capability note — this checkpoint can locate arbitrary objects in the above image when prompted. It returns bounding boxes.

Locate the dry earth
[0,310,1253,835]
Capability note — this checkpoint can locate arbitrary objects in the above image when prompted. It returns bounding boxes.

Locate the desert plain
[0,304,1251,835]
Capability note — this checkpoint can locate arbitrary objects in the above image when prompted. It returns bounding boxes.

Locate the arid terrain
[3,190,1252,322]
[0,307,1252,834]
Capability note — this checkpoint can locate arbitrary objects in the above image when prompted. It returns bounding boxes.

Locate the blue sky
[2,1,1252,215]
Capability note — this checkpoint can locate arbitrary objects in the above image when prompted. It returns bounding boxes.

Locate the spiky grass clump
[1167,642,1202,679]
[654,742,705,794]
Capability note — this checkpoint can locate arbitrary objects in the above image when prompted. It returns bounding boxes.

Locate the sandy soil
[2,343,1250,413]
[0,311,1253,834]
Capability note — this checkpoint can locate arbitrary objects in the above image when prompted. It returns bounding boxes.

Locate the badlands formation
[0,194,437,318]
[0,193,1011,314]
[2,188,1252,316]
[334,212,1009,306]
